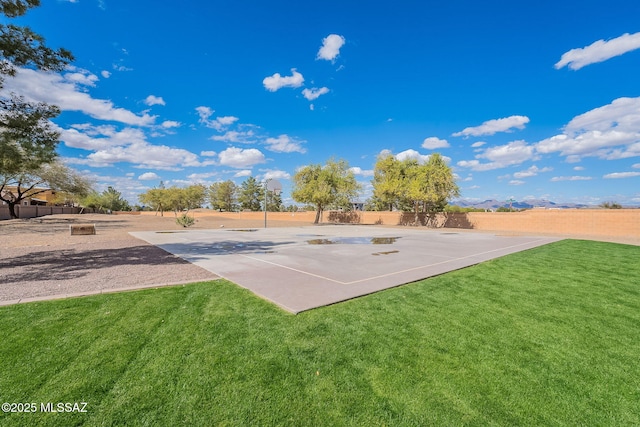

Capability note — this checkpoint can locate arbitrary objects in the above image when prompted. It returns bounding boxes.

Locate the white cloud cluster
[211,130,256,143]
[66,142,205,171]
[265,135,306,153]
[349,167,374,177]
[421,137,450,150]
[262,69,305,92]
[2,68,156,126]
[536,96,640,162]
[264,34,345,108]
[144,95,165,106]
[138,172,160,181]
[550,176,593,182]
[458,96,640,174]
[603,171,640,179]
[395,149,432,164]
[262,169,291,181]
[317,34,346,62]
[195,106,239,131]
[302,87,329,101]
[555,32,640,70]
[513,165,553,179]
[218,147,266,168]
[453,115,530,137]
[457,140,537,171]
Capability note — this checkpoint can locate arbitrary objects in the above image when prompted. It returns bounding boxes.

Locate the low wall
[358,209,639,238]
[0,205,85,220]
[460,209,640,238]
[168,209,640,239]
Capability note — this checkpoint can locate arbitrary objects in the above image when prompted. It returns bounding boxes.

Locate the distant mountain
[452,199,588,210]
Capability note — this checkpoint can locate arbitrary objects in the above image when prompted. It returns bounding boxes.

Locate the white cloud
[265,135,306,153]
[263,69,304,92]
[555,32,640,70]
[67,142,203,170]
[218,147,266,168]
[101,70,111,78]
[535,97,640,161]
[161,120,181,129]
[234,170,253,178]
[457,140,537,171]
[471,141,487,148]
[196,106,213,122]
[453,115,530,137]
[349,167,374,177]
[550,176,593,182]
[513,165,553,179]
[317,34,346,62]
[574,166,585,171]
[187,172,218,181]
[380,149,451,165]
[144,95,166,106]
[262,170,291,181]
[603,171,640,179]
[633,163,640,169]
[195,106,240,131]
[63,69,98,86]
[210,116,239,131]
[396,149,432,164]
[57,124,148,151]
[138,172,160,181]
[211,130,256,143]
[200,151,217,157]
[56,123,211,170]
[509,180,525,186]
[422,137,450,150]
[302,87,329,101]
[2,68,155,126]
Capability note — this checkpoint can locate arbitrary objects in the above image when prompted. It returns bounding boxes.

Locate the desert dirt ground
[1,212,637,305]
[0,213,310,305]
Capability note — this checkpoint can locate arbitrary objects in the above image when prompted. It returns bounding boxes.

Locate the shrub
[176,213,195,227]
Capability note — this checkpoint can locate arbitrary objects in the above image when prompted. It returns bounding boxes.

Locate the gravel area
[0,213,307,305]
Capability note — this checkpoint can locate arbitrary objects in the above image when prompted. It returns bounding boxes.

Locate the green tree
[102,186,130,211]
[0,1,74,218]
[83,186,130,212]
[138,185,205,216]
[1,161,92,217]
[238,176,262,211]
[138,187,167,216]
[600,201,622,209]
[165,185,206,215]
[292,158,361,224]
[372,152,459,224]
[265,187,283,212]
[209,180,237,212]
[372,153,407,211]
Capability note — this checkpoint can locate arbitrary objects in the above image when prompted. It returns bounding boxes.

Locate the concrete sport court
[130,226,560,313]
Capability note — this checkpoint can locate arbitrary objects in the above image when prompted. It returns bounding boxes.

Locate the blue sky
[4,0,640,206]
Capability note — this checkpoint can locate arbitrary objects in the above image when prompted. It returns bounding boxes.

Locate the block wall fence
[177,209,640,239]
[0,206,85,220]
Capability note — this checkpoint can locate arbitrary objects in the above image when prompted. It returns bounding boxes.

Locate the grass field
[0,239,639,426]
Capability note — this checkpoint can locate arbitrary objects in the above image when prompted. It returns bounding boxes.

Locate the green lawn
[0,239,639,426]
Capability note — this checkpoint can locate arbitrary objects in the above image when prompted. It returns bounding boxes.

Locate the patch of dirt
[0,213,309,304]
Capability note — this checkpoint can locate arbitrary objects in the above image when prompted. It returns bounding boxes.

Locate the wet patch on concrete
[372,250,399,256]
[307,237,401,245]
